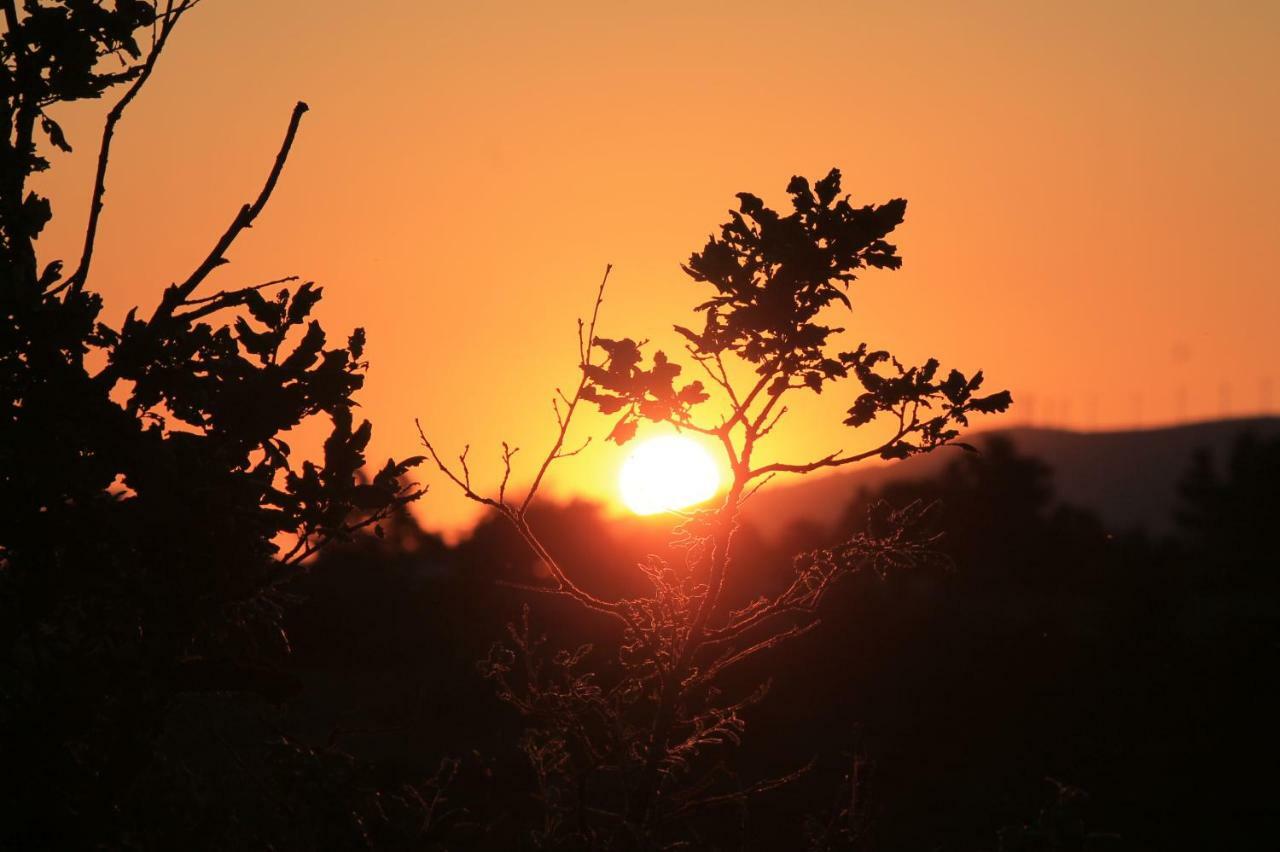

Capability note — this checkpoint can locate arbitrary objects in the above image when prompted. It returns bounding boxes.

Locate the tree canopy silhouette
[1,3,421,845]
[418,168,1011,848]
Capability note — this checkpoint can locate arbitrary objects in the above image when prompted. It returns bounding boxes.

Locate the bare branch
[747,380,788,438]
[747,423,911,480]
[91,102,310,390]
[670,416,721,437]
[519,264,611,516]
[415,419,625,622]
[701,598,804,649]
[415,419,501,511]
[757,404,788,439]
[740,471,775,504]
[498,441,519,506]
[150,100,310,322]
[511,514,626,621]
[170,276,298,323]
[713,352,741,409]
[719,363,779,438]
[700,618,819,683]
[63,0,190,296]
[661,759,815,821]
[688,348,742,415]
[178,275,298,307]
[554,435,591,460]
[280,486,427,568]
[458,445,473,491]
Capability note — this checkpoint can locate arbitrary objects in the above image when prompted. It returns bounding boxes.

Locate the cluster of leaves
[7,0,155,102]
[840,345,1013,459]
[675,168,905,389]
[0,0,157,258]
[579,169,1010,463]
[108,280,424,544]
[580,337,709,444]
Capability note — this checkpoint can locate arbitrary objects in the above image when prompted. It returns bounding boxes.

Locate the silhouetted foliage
[1,3,421,846]
[419,169,1010,849]
[6,5,1276,851]
[587,170,1010,461]
[288,425,1278,850]
[1176,430,1280,576]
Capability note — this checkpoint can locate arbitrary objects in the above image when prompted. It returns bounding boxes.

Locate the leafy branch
[420,168,1010,847]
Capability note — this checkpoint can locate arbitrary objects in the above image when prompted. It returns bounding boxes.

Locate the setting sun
[618,435,720,515]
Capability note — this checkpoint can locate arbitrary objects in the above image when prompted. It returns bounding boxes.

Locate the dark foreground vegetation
[281,429,1280,851]
[4,3,1278,850]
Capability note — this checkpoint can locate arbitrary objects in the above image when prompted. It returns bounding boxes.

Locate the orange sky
[33,0,1280,534]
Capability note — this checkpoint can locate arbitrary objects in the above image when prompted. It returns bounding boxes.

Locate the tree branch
[747,423,911,479]
[415,419,625,621]
[170,275,298,323]
[518,265,611,515]
[660,759,815,822]
[699,619,820,683]
[150,99,309,321]
[63,0,188,296]
[415,421,501,511]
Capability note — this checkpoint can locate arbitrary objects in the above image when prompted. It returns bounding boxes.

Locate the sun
[618,435,721,515]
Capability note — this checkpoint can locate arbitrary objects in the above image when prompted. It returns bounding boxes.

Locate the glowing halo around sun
[618,435,721,515]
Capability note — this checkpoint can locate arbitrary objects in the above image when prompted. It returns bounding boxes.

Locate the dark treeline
[276,430,1280,851]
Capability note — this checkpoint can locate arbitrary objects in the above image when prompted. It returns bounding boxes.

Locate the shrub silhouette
[1,3,421,845]
[419,169,1011,848]
[292,423,1278,850]
[1176,430,1280,576]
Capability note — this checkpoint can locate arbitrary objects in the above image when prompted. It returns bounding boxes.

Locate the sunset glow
[29,2,1280,537]
[618,435,720,515]
[8,2,1279,846]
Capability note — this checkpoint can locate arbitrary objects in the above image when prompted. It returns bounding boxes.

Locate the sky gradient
[33,0,1280,533]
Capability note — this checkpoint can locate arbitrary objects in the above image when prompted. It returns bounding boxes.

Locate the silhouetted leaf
[281,321,325,372]
[970,390,1013,413]
[348,327,366,359]
[607,417,638,445]
[40,115,72,152]
[814,168,842,205]
[287,282,322,325]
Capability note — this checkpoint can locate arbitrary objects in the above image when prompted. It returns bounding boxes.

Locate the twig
[757,405,788,439]
[660,760,815,821]
[499,442,519,505]
[150,100,310,322]
[415,421,500,510]
[519,264,611,516]
[458,445,473,490]
[92,102,311,389]
[713,352,741,408]
[554,436,591,460]
[740,472,775,504]
[178,275,297,307]
[700,619,819,682]
[747,434,903,479]
[281,489,425,568]
[171,276,300,323]
[64,0,189,296]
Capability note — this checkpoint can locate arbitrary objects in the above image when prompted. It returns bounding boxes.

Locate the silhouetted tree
[419,169,1011,848]
[1,3,421,846]
[1176,430,1280,576]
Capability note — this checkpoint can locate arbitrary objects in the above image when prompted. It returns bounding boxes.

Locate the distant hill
[741,417,1280,539]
